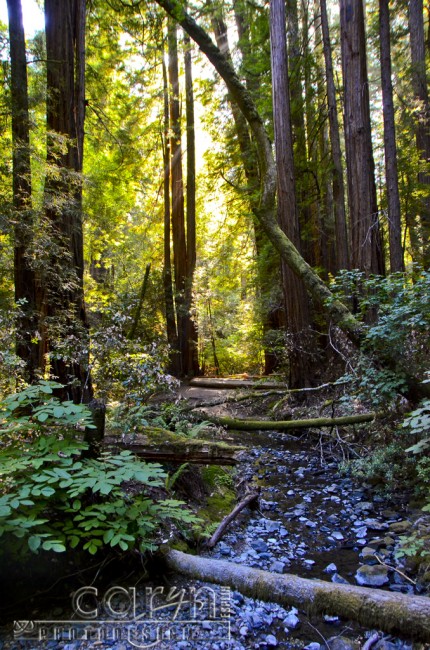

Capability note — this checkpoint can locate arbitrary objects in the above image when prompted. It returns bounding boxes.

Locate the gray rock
[332,573,350,584]
[363,518,389,531]
[265,634,278,647]
[324,562,337,573]
[355,564,389,587]
[270,561,286,573]
[266,520,281,532]
[355,526,368,538]
[327,636,359,650]
[251,539,268,553]
[332,531,344,540]
[284,612,300,629]
[360,546,378,564]
[388,520,412,534]
[305,644,321,650]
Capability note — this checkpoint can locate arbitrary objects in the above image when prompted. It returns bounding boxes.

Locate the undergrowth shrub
[0,382,200,557]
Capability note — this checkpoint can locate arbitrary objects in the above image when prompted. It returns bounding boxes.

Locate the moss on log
[164,550,430,642]
[200,412,381,431]
[104,426,245,465]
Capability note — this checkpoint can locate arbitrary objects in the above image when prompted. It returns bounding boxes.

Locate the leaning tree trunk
[43,0,92,403]
[379,0,404,273]
[154,0,363,345]
[210,3,285,376]
[164,550,430,643]
[7,0,40,381]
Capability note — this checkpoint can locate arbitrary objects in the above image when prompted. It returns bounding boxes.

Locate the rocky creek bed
[1,392,429,650]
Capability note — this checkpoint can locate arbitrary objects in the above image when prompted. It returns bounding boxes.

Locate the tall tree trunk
[43,0,91,402]
[320,0,349,271]
[270,0,311,387]
[379,0,404,273]
[7,0,40,381]
[340,0,385,276]
[408,0,430,268]
[162,55,180,375]
[184,30,199,376]
[155,0,363,346]
[211,4,285,376]
[168,18,188,376]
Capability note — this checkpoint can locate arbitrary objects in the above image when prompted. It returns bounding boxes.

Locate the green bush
[0,382,200,556]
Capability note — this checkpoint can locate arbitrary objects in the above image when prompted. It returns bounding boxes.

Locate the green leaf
[0,505,11,517]
[28,535,41,552]
[37,412,50,423]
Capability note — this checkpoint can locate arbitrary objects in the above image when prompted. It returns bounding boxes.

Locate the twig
[375,554,417,585]
[206,490,260,549]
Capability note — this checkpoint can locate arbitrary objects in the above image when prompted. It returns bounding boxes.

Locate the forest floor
[0,380,429,649]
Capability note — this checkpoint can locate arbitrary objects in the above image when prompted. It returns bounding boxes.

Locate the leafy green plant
[404,399,430,455]
[0,437,200,556]
[0,383,200,556]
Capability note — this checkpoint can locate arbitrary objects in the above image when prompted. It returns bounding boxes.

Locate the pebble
[324,562,337,573]
[265,634,278,646]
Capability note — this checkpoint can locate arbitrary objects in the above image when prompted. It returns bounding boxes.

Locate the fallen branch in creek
[196,412,382,431]
[206,490,260,549]
[163,550,430,642]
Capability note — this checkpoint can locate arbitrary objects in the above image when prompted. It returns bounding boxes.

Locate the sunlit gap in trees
[0,0,44,36]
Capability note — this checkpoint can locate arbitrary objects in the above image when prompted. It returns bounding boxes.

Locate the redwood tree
[7,0,40,380]
[340,0,385,276]
[42,0,91,401]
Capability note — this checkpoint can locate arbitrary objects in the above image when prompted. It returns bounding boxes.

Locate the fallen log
[163,550,430,642]
[104,427,245,465]
[189,377,288,390]
[198,412,382,431]
[206,490,260,548]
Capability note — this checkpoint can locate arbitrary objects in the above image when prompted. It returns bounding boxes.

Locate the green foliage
[403,400,430,455]
[0,437,199,556]
[0,380,95,446]
[346,441,416,495]
[395,533,430,564]
[109,401,214,439]
[328,269,430,406]
[0,383,200,557]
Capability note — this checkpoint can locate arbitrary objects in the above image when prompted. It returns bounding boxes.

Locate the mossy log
[199,412,381,431]
[104,426,245,465]
[164,550,430,642]
[189,377,288,390]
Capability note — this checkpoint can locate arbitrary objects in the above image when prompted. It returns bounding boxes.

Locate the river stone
[327,636,359,650]
[332,573,350,584]
[356,501,373,512]
[305,644,321,650]
[354,526,367,538]
[251,539,268,553]
[332,531,344,540]
[284,612,300,628]
[388,520,412,534]
[355,564,389,586]
[270,560,286,573]
[360,546,378,564]
[265,634,278,646]
[266,520,281,532]
[363,518,389,531]
[324,562,337,573]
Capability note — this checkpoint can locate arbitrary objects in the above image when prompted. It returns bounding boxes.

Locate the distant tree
[270,0,311,387]
[379,0,404,272]
[340,0,385,275]
[408,0,430,268]
[320,0,349,271]
[7,0,40,380]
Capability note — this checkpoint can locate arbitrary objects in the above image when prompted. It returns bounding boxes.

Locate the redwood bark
[408,0,430,268]
[379,0,404,273]
[168,18,188,376]
[320,0,349,271]
[7,0,40,380]
[270,0,311,387]
[340,0,385,276]
[43,0,91,402]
